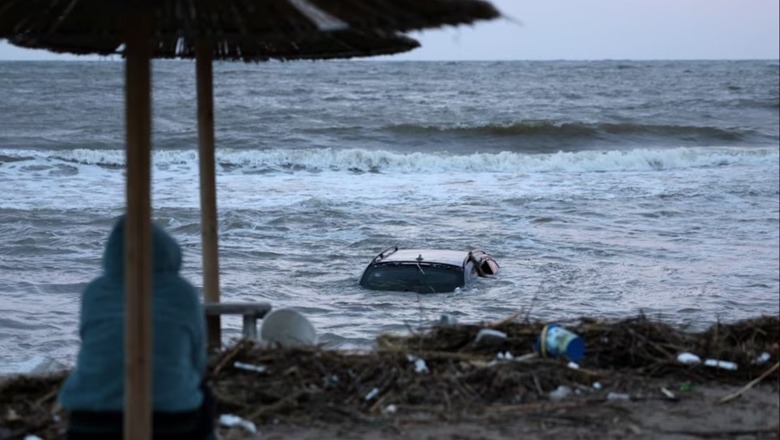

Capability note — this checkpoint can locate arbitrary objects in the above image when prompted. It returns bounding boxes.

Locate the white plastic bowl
[260,308,317,347]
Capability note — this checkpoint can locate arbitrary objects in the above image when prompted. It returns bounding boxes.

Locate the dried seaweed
[1,315,778,438]
[0,372,66,439]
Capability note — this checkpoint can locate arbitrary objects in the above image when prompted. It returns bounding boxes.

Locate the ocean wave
[1,146,777,175]
[386,121,756,143]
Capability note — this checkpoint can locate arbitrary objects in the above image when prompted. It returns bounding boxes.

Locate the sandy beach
[3,373,777,440]
[219,383,779,440]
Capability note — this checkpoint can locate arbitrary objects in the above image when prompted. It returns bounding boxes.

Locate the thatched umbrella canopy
[0,1,500,438]
[0,0,500,44]
[9,27,421,60]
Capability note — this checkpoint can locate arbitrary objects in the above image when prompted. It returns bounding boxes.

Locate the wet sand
[218,383,779,440]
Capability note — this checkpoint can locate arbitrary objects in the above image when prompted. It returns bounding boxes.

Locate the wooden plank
[196,41,222,350]
[203,302,273,318]
[124,9,153,440]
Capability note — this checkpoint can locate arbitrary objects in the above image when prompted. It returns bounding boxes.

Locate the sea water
[0,60,778,374]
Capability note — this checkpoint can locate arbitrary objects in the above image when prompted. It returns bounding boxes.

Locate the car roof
[378,249,469,267]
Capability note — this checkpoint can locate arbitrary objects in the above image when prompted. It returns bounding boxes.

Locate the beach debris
[233,361,268,374]
[5,408,20,421]
[567,361,580,369]
[627,424,643,435]
[606,392,631,401]
[676,352,702,365]
[718,362,780,404]
[406,355,429,374]
[3,314,778,436]
[660,387,677,400]
[383,404,398,414]
[469,351,535,368]
[364,387,380,401]
[24,436,43,440]
[219,414,257,433]
[704,359,738,371]
[548,385,572,401]
[513,352,539,362]
[753,352,771,365]
[260,308,317,347]
[474,328,507,347]
[535,324,585,363]
[322,373,340,389]
[465,359,497,369]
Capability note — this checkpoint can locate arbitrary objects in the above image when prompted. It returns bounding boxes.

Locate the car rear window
[361,264,464,293]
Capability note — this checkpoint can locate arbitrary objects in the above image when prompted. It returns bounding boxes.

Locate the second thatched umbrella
[186,29,422,350]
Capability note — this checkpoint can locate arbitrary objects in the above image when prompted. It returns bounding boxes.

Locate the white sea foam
[0,356,68,377]
[2,146,777,175]
[2,146,777,211]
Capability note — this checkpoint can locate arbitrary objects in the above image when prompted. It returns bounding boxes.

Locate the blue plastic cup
[535,323,585,363]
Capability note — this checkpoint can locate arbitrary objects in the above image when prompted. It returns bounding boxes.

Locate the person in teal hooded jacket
[59,216,214,439]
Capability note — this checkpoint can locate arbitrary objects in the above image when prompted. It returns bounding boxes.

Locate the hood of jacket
[102,216,182,278]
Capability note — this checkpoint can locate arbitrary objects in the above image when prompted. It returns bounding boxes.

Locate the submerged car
[359,246,499,293]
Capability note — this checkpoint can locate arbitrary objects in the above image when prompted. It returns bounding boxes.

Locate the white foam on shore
[0,356,68,378]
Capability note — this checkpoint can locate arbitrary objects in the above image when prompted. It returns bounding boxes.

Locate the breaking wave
[1,146,777,175]
[386,121,762,144]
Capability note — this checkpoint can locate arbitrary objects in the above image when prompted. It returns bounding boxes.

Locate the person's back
[59,216,213,439]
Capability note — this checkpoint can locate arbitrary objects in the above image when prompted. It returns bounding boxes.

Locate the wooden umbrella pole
[196,41,222,349]
[124,10,153,440]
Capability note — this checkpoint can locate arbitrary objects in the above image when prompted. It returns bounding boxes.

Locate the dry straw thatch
[0,0,498,59]
[2,314,778,439]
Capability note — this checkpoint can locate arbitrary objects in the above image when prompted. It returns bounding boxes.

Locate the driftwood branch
[718,362,780,404]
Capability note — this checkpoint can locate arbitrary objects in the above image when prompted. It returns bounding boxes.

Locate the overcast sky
[0,0,777,61]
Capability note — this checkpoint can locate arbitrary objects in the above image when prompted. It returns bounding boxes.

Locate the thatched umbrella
[0,1,500,438]
[186,30,422,351]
